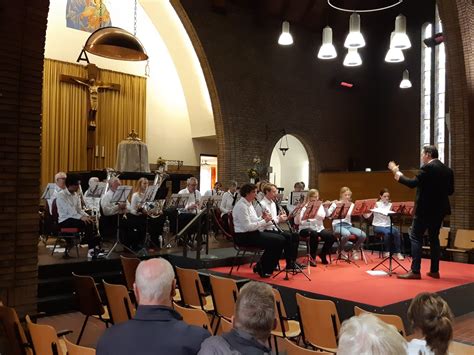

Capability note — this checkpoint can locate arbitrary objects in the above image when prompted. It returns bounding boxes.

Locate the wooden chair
[72,272,111,345]
[63,336,96,355]
[0,304,33,355]
[296,293,339,352]
[354,306,406,337]
[219,317,233,334]
[25,315,67,355]
[120,255,140,291]
[278,338,333,355]
[173,302,212,332]
[446,229,474,260]
[103,280,136,325]
[209,274,238,333]
[175,267,214,313]
[272,288,301,340]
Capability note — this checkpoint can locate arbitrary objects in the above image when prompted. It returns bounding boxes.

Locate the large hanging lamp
[344,12,365,48]
[391,14,411,49]
[84,26,148,61]
[385,32,405,62]
[343,48,362,66]
[317,26,337,59]
[400,69,412,88]
[278,21,294,45]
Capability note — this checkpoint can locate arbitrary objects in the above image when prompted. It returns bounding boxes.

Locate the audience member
[97,258,210,355]
[198,281,274,354]
[407,292,453,355]
[337,313,407,355]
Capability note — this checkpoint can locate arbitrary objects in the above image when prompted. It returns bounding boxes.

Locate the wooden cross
[60,64,120,169]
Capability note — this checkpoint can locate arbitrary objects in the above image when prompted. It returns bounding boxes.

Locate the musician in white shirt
[46,171,67,214]
[220,181,239,216]
[56,174,98,253]
[287,181,304,215]
[178,177,202,212]
[327,187,366,260]
[232,183,285,278]
[255,184,299,270]
[203,181,222,197]
[371,188,404,260]
[83,177,100,211]
[297,189,335,265]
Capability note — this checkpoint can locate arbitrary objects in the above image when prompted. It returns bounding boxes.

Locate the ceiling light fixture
[343,48,362,67]
[391,14,411,49]
[344,12,365,48]
[278,21,293,46]
[385,32,405,62]
[400,69,412,88]
[317,26,337,59]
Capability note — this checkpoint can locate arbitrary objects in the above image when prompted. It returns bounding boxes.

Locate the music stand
[41,183,57,200]
[330,202,358,266]
[300,200,323,273]
[137,185,161,256]
[370,204,409,275]
[106,185,134,258]
[352,199,377,263]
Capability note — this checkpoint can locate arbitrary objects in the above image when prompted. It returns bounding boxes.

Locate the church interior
[1,0,474,353]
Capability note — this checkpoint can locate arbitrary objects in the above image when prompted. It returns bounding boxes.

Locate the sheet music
[88,182,106,198]
[370,207,396,216]
[290,191,308,206]
[111,186,132,203]
[41,183,57,200]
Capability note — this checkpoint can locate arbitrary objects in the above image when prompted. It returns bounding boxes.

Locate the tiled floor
[39,310,474,350]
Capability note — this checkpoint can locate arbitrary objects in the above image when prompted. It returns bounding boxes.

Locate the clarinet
[275,199,293,232]
[255,199,284,233]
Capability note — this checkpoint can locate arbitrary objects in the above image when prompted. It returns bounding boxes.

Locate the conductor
[388,145,454,280]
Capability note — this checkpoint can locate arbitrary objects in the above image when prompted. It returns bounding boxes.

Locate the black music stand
[106,185,134,258]
[371,205,408,276]
[330,202,358,267]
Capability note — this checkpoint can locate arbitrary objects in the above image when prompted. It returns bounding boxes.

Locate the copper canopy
[84,27,148,61]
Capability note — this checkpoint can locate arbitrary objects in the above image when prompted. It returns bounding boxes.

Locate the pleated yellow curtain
[41,59,146,188]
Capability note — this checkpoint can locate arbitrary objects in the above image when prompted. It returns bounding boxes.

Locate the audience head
[422,145,439,164]
[239,183,257,201]
[233,281,275,342]
[293,182,304,192]
[305,189,319,203]
[337,313,407,355]
[88,177,99,189]
[339,186,352,201]
[135,177,149,193]
[108,177,121,192]
[55,172,67,188]
[407,292,453,355]
[379,188,390,202]
[134,258,176,306]
[187,177,198,192]
[228,180,238,192]
[65,174,81,192]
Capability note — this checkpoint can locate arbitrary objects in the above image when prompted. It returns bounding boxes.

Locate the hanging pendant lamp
[278,21,293,45]
[343,48,362,66]
[391,14,411,49]
[385,32,405,62]
[317,26,337,59]
[84,26,148,61]
[344,12,365,48]
[400,69,412,88]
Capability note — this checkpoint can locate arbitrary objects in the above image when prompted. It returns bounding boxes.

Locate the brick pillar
[437,0,474,232]
[0,0,48,315]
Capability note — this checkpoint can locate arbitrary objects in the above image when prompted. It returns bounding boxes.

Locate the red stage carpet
[210,257,474,307]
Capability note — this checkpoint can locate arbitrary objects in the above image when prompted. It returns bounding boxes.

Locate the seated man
[203,181,223,197]
[55,174,98,256]
[177,177,201,233]
[97,258,210,355]
[46,171,67,214]
[232,183,285,278]
[198,281,274,354]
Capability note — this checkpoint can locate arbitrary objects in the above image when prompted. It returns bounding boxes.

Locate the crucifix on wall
[60,64,120,169]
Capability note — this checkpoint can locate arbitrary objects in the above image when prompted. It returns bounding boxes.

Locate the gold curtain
[41,59,146,188]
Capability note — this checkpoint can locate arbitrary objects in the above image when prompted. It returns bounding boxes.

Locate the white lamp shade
[278,21,293,45]
[344,12,365,48]
[343,48,362,66]
[400,69,412,88]
[385,32,405,62]
[391,14,411,49]
[317,26,337,59]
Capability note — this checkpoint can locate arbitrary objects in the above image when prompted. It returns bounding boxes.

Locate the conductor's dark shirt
[96,305,210,355]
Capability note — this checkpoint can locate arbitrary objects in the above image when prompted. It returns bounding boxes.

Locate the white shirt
[83,189,100,211]
[55,189,87,223]
[372,201,392,228]
[257,197,280,231]
[232,198,268,233]
[130,192,144,216]
[220,191,238,216]
[204,189,221,197]
[298,204,327,232]
[327,202,354,227]
[407,339,435,355]
[46,184,65,214]
[100,189,131,216]
[178,188,202,212]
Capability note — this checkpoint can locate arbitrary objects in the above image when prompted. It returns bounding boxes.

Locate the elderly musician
[100,177,130,244]
[255,183,300,270]
[232,183,285,278]
[46,171,67,214]
[55,174,99,256]
[177,177,201,232]
[83,176,100,211]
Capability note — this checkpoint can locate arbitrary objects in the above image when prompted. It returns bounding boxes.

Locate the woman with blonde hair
[407,292,453,355]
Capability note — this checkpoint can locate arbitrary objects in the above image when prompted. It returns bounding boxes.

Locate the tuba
[146,170,169,218]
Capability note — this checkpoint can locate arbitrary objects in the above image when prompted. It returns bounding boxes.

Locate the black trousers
[59,218,98,250]
[410,215,444,273]
[264,229,299,264]
[234,231,285,274]
[299,228,336,258]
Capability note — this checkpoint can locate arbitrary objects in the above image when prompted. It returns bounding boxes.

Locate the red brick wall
[0,0,48,315]
[437,0,474,232]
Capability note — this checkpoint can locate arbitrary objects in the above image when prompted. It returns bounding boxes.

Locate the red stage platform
[210,257,474,308]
